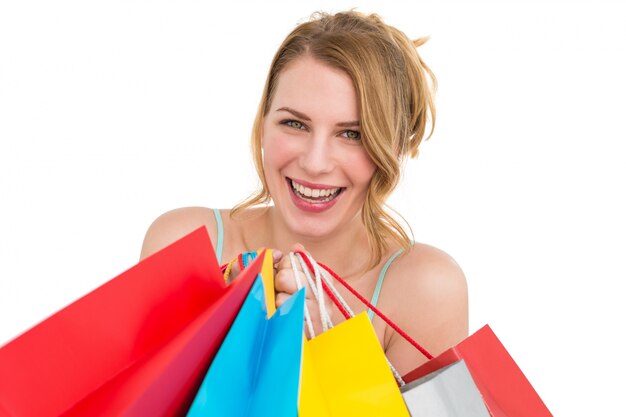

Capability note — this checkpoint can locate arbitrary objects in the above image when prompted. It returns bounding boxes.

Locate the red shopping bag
[0,227,263,417]
[402,325,552,417]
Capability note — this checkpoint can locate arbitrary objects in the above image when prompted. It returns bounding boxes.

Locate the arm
[140,207,219,261]
[380,243,469,376]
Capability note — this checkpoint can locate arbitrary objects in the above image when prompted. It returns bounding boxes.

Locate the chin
[281,211,339,240]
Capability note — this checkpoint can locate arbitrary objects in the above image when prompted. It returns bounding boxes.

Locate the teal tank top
[367,247,405,321]
[212,208,224,264]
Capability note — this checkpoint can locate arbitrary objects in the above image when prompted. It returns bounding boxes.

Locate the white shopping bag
[401,359,490,417]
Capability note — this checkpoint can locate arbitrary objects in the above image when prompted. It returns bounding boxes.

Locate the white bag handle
[293,251,407,386]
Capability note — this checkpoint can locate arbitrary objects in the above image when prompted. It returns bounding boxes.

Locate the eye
[282,119,306,130]
[342,130,361,141]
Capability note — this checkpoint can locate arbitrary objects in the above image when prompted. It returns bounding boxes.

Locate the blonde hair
[233,10,437,268]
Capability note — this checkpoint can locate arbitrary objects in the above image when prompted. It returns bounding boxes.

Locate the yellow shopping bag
[300,313,410,416]
[284,251,409,417]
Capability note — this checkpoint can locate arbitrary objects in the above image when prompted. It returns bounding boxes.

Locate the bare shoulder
[139,207,220,260]
[392,243,467,304]
[379,243,469,374]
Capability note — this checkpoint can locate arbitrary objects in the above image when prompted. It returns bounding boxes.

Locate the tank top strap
[212,208,224,264]
[367,245,410,321]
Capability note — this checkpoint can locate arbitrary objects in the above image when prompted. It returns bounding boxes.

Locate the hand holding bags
[0,227,262,417]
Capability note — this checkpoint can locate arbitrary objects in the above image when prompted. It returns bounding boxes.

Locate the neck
[247,206,372,278]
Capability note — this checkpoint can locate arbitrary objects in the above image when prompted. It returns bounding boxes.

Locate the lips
[289,179,341,201]
[286,178,344,212]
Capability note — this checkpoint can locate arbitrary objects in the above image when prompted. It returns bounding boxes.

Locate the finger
[277,249,308,274]
[286,263,318,296]
[271,248,283,264]
[275,291,291,308]
[274,268,301,294]
[277,251,296,270]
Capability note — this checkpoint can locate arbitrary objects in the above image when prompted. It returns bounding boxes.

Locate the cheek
[350,150,377,186]
[262,134,294,177]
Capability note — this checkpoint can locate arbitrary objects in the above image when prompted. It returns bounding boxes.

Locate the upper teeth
[291,180,339,198]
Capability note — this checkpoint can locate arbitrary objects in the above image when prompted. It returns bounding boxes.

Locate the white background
[1,0,624,415]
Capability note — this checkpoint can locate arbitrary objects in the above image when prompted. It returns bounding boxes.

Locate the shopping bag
[186,249,305,417]
[402,325,552,417]
[291,252,410,417]
[0,226,262,417]
[401,359,490,417]
[299,313,410,417]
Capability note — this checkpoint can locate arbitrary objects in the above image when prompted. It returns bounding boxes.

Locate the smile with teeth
[289,179,342,203]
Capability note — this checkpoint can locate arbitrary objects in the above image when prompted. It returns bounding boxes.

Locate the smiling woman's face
[261,55,376,238]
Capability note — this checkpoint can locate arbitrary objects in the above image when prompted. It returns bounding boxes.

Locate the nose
[298,134,335,176]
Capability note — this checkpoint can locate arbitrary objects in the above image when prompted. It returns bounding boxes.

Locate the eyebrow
[276,107,360,128]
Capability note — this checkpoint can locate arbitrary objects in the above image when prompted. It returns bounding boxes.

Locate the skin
[140,56,468,376]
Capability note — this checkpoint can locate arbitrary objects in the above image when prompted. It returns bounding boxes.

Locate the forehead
[270,56,359,120]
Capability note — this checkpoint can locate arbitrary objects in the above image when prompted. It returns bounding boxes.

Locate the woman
[140,10,467,376]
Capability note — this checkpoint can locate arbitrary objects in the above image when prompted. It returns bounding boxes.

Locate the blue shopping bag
[186,274,305,417]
